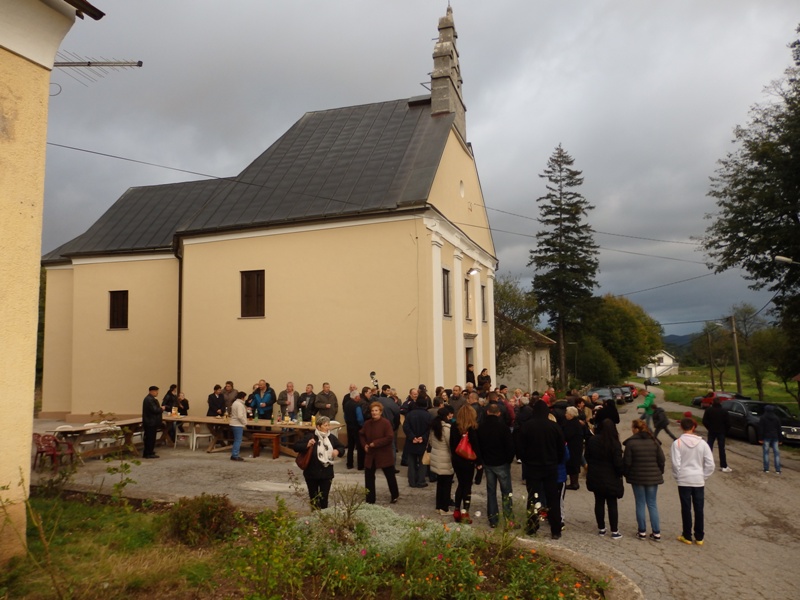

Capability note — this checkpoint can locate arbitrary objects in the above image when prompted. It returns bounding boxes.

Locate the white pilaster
[486,270,496,383]
[431,235,444,387]
[453,250,465,386]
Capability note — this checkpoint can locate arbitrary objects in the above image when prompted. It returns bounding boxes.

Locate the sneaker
[776,471,782,476]
[721,467,733,473]
[598,528,607,536]
[649,533,662,542]
[551,533,561,540]
[695,539,704,546]
[677,535,693,545]
[611,531,623,540]
[390,496,399,504]
[436,509,450,516]
[637,531,647,540]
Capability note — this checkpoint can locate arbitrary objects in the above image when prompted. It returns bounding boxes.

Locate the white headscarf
[315,428,334,467]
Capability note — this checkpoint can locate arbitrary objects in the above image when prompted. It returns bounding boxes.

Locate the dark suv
[721,400,800,445]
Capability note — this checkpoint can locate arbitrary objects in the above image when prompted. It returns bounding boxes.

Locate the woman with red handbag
[449,404,482,523]
[292,416,345,509]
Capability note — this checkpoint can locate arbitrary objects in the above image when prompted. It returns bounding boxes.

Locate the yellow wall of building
[66,256,179,420]
[0,0,76,564]
[428,131,496,258]
[40,266,74,417]
[180,217,436,414]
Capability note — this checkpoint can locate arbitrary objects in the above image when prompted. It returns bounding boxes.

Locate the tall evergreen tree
[529,145,599,390]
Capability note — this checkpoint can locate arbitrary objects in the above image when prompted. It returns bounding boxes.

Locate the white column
[453,250,465,387]
[486,270,497,382]
[431,235,444,388]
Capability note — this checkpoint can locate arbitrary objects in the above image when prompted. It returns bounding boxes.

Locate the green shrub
[164,493,237,546]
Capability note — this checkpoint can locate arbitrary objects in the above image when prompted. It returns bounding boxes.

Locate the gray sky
[44,1,798,336]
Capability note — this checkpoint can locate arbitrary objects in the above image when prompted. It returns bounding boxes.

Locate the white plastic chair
[191,424,214,452]
[174,428,193,449]
[79,423,101,452]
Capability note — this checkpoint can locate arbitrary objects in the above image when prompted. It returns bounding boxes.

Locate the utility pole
[730,314,743,395]
[706,330,716,391]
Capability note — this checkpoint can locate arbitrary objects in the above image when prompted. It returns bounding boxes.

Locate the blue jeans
[678,486,704,541]
[762,439,781,473]
[231,426,243,458]
[484,463,513,526]
[707,432,727,469]
[632,484,660,533]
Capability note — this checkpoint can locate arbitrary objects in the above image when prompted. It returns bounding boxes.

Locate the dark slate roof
[45,96,454,263]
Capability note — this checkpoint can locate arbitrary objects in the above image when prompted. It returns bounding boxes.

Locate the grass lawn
[632,367,799,416]
[1,491,607,600]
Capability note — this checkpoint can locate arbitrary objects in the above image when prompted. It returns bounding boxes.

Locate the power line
[477,203,699,245]
[48,141,716,284]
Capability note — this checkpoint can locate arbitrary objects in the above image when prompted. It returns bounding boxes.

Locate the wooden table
[48,418,144,461]
[162,416,336,457]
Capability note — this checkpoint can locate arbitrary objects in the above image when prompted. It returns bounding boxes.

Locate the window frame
[464,278,471,320]
[109,290,129,329]
[240,269,265,318]
[442,268,451,317]
[481,284,487,322]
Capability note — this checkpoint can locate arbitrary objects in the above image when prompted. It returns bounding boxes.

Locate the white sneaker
[721,467,733,473]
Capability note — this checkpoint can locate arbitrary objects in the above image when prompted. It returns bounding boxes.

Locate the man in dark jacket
[702,398,732,472]
[142,385,163,459]
[343,388,367,470]
[759,405,783,474]
[477,403,516,528]
[207,384,225,417]
[403,398,433,488]
[515,400,565,539]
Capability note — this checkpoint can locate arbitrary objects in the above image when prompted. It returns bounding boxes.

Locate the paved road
[32,391,799,600]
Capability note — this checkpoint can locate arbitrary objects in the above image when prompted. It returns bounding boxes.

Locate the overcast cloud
[44,1,799,336]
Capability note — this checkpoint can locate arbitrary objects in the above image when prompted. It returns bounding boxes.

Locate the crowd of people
[144,372,776,545]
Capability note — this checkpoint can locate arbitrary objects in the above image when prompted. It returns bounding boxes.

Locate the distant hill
[663,333,699,362]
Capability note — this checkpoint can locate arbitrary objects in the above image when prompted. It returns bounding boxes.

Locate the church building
[41,7,498,421]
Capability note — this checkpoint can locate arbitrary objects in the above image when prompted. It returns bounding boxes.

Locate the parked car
[643,377,661,387]
[693,391,749,409]
[625,384,639,399]
[586,387,614,406]
[720,399,800,445]
[613,386,633,403]
[608,386,626,405]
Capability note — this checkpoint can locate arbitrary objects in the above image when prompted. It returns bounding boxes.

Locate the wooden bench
[251,433,281,459]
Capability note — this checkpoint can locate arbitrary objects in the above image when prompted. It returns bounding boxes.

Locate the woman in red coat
[360,402,400,504]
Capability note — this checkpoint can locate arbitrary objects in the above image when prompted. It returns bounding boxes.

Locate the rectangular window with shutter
[442,268,451,316]
[241,270,265,317]
[109,290,129,329]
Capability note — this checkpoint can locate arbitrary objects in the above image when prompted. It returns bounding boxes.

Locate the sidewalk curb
[515,537,644,600]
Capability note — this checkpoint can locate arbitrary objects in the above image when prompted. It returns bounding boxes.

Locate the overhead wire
[47,141,722,294]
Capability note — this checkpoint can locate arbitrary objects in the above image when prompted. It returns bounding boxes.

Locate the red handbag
[295,448,312,470]
[455,432,476,460]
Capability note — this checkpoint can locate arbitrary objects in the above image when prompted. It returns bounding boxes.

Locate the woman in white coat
[429,406,455,515]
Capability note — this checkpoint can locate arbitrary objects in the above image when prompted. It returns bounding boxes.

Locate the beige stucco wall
[180,217,435,415]
[64,256,179,420]
[427,130,496,258]
[40,266,74,417]
[0,0,76,564]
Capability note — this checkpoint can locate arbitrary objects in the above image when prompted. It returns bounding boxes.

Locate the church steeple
[431,6,467,141]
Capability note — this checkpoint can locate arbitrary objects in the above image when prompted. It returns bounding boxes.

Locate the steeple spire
[431,5,467,141]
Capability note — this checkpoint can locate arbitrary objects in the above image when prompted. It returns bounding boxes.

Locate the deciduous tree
[494,274,539,378]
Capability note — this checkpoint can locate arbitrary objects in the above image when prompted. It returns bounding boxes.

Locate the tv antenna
[52,50,143,93]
